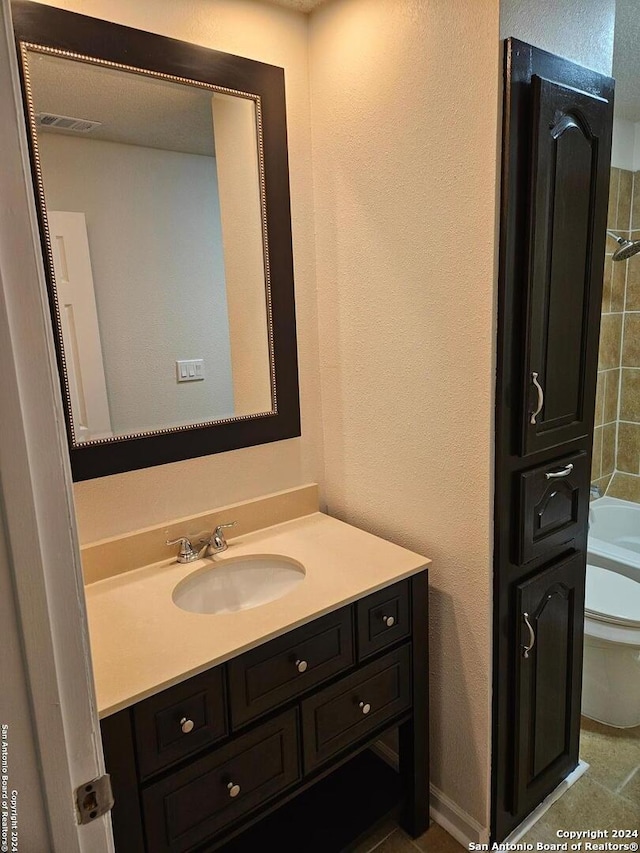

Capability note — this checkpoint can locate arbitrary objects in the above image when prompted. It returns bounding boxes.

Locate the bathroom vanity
[101,575,427,852]
[83,499,430,852]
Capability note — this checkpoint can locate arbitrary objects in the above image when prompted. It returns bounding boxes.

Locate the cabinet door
[513,552,585,815]
[522,75,611,455]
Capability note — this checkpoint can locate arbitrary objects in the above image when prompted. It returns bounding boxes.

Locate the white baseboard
[502,761,590,844]
[371,742,490,848]
[430,784,489,847]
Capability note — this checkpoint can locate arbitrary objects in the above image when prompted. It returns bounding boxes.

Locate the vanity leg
[399,570,429,837]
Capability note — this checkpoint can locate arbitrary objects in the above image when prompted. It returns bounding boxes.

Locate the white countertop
[85,511,429,718]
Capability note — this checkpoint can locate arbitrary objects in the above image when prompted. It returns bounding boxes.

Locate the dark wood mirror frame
[12,0,300,482]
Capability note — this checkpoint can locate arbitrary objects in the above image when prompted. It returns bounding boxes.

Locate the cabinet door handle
[227,782,241,798]
[295,659,308,673]
[530,372,544,425]
[382,615,395,627]
[522,612,535,659]
[359,701,371,715]
[545,463,574,480]
[180,717,194,734]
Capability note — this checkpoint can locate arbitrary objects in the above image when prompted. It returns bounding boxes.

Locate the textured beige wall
[33,0,324,542]
[500,0,615,76]
[309,0,499,828]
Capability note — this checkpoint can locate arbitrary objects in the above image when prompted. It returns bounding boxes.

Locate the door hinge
[75,774,114,825]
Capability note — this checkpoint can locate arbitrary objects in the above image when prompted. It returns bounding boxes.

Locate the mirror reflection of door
[48,211,113,442]
[26,48,274,445]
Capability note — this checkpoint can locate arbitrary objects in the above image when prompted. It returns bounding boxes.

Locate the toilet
[582,563,640,728]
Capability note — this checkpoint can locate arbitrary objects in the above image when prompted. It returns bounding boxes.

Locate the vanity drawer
[301,645,411,774]
[133,667,227,779]
[517,451,589,565]
[142,709,299,853]
[357,580,411,660]
[228,608,354,728]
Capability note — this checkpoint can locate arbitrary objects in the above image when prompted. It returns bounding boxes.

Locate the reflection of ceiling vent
[36,113,102,133]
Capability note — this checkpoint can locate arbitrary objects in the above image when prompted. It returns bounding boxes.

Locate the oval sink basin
[172,555,306,615]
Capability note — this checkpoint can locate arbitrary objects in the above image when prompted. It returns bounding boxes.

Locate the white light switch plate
[176,359,205,382]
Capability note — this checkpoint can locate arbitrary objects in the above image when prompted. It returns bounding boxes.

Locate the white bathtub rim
[588,496,640,575]
[588,538,640,576]
[584,613,640,646]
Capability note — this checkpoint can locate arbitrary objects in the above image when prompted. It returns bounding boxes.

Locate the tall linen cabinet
[492,39,614,841]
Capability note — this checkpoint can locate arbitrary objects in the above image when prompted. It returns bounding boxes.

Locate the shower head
[607,230,640,262]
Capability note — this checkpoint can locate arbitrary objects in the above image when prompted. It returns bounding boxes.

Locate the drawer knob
[227,782,241,798]
[295,659,308,673]
[382,615,395,627]
[359,701,371,715]
[180,717,194,734]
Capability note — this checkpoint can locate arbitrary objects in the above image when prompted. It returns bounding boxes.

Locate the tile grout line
[363,827,400,853]
[614,762,640,797]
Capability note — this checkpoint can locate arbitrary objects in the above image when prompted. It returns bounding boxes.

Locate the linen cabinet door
[521,73,612,456]
[513,552,586,816]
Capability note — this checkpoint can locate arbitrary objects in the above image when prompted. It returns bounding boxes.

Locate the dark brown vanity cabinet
[101,572,428,853]
[493,40,613,841]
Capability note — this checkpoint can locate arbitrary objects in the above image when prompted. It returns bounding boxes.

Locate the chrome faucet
[200,522,237,556]
[589,483,603,499]
[167,522,237,563]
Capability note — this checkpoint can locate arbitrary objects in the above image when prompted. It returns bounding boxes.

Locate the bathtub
[584,497,640,728]
[588,496,640,577]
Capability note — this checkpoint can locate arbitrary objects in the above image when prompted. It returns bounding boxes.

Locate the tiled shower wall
[592,167,640,503]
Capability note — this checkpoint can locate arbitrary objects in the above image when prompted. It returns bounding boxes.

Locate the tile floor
[521,718,640,842]
[354,820,463,853]
[356,718,639,853]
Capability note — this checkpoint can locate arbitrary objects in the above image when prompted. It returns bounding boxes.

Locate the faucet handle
[200,521,237,556]
[214,522,237,536]
[166,536,200,563]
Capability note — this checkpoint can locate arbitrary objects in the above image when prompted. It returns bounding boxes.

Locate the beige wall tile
[618,170,633,230]
[633,172,640,230]
[594,371,605,426]
[603,368,620,424]
[593,472,613,495]
[608,167,620,228]
[602,256,613,312]
[622,313,640,367]
[626,253,640,311]
[617,422,640,474]
[607,472,640,504]
[601,422,616,476]
[610,259,627,312]
[598,313,623,369]
[620,369,640,422]
[591,426,603,479]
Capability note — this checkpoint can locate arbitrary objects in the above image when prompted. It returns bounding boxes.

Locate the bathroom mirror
[13,1,300,481]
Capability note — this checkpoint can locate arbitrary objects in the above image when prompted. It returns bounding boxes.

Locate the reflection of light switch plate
[176,359,205,382]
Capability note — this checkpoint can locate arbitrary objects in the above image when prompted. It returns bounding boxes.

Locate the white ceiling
[613,0,640,122]
[28,50,220,157]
